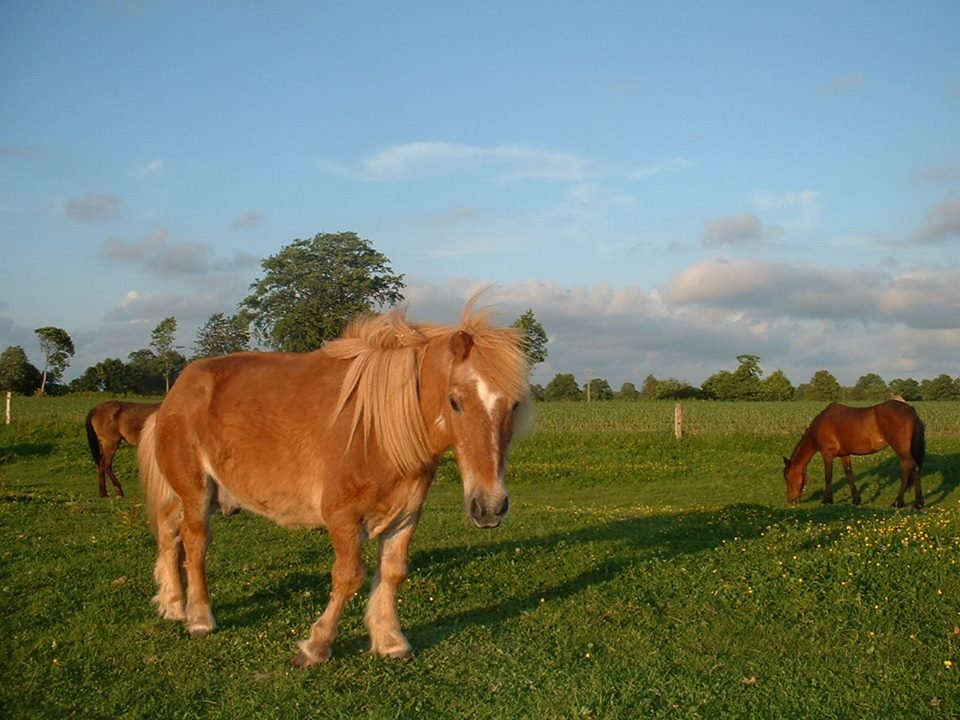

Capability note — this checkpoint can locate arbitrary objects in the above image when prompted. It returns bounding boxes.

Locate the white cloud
[137,159,164,178]
[345,141,592,181]
[629,156,696,179]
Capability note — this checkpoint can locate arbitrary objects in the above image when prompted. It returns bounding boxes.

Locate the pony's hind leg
[178,487,216,637]
[840,456,860,505]
[152,495,187,622]
[293,525,365,667]
[366,521,417,660]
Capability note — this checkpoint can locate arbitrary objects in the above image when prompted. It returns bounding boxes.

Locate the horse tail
[85,409,102,466]
[911,413,926,470]
[137,414,179,538]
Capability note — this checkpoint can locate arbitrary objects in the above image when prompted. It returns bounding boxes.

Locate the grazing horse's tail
[911,414,926,470]
[137,414,179,539]
[85,409,102,466]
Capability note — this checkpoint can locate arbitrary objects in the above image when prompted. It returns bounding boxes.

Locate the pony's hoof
[892,499,905,508]
[291,650,330,668]
[292,641,331,667]
[913,502,924,511]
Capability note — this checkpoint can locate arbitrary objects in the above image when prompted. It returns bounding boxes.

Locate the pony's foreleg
[366,520,418,660]
[152,496,187,622]
[293,526,365,667]
[840,456,860,505]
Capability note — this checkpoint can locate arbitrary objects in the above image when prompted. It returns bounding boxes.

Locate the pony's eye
[449,396,463,414]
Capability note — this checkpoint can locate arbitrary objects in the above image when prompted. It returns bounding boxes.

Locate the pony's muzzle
[468,491,509,528]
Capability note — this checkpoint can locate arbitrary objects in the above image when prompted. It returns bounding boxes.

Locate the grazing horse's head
[783,456,805,504]
[442,328,532,529]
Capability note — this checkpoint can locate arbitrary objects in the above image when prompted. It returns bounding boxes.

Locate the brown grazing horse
[783,399,925,509]
[86,401,161,497]
[136,300,532,665]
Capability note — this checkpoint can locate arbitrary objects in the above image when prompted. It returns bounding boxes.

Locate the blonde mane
[322,300,531,476]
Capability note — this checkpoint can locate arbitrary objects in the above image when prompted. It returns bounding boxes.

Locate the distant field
[2,396,959,718]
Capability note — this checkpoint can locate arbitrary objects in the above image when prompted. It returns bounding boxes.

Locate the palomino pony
[136,300,532,665]
[783,398,925,509]
[86,401,160,497]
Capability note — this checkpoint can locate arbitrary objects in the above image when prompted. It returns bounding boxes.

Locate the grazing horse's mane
[322,298,530,476]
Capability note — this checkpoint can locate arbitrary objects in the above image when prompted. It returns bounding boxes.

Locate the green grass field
[2,396,959,718]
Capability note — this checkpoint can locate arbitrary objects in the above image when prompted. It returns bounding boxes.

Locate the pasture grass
[2,398,960,718]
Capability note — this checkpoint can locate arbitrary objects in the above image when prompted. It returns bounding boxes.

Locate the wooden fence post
[674,402,683,441]
[5,391,10,425]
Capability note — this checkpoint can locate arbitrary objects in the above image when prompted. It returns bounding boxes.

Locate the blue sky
[2,1,959,389]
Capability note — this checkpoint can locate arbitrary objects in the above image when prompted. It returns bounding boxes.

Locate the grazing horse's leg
[98,436,123,497]
[821,454,835,504]
[840,456,860,505]
[293,523,366,667]
[104,450,125,497]
[366,520,418,659]
[153,496,187,622]
[893,457,924,510]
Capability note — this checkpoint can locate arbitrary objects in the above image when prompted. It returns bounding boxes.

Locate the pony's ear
[451,331,474,362]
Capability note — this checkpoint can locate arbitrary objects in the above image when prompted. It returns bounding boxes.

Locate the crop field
[2,396,960,718]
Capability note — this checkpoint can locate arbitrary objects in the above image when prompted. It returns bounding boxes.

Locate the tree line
[535,354,960,402]
[1,232,956,401]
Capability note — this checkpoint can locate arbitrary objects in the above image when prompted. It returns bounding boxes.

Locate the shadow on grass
[206,499,909,659]
[0,442,56,465]
[805,452,959,507]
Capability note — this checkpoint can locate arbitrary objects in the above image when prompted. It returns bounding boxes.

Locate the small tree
[920,374,960,400]
[511,309,548,368]
[851,373,889,401]
[807,370,842,401]
[0,345,42,395]
[584,377,614,401]
[760,370,795,401]
[544,373,583,401]
[193,311,253,359]
[34,326,75,396]
[618,381,640,401]
[889,377,922,401]
[151,317,183,393]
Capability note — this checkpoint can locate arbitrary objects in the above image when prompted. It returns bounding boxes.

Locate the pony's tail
[85,409,102,466]
[137,414,178,539]
[911,414,926,470]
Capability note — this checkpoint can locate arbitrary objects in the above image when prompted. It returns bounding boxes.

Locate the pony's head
[782,456,805,504]
[434,305,532,529]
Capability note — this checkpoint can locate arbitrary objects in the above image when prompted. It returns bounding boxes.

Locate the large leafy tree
[511,309,548,367]
[193,311,252,359]
[241,232,405,352]
[34,326,75,396]
[0,345,42,395]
